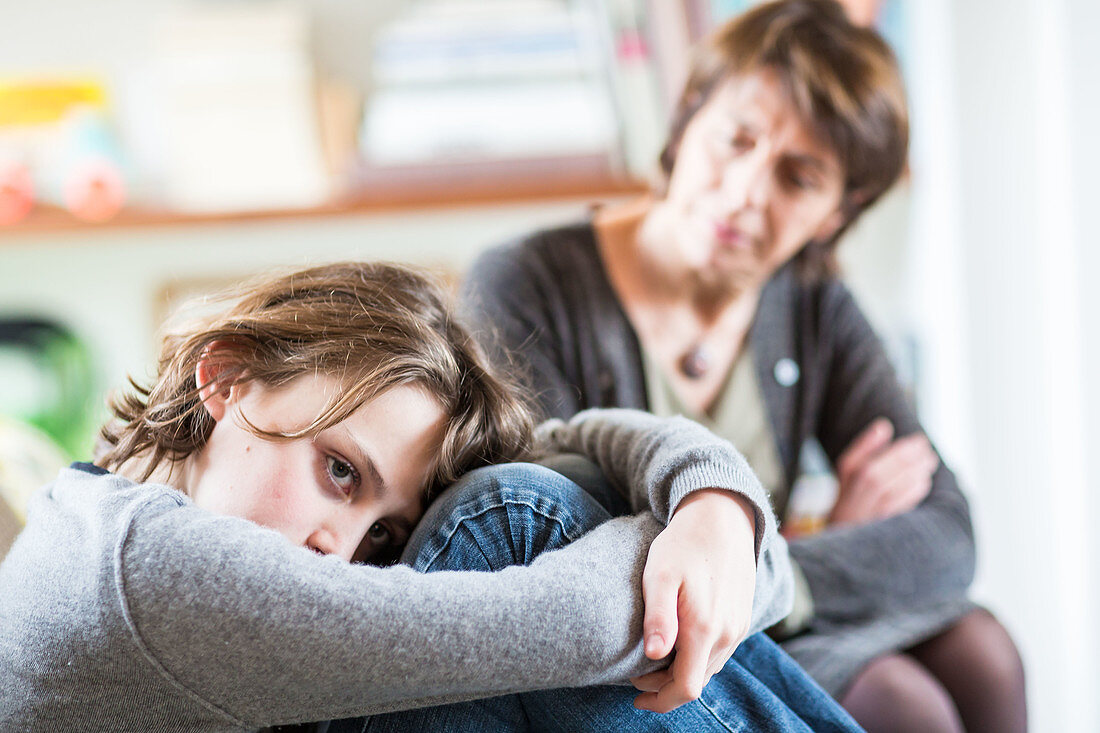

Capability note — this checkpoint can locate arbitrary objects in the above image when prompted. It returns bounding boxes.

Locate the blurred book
[587,0,674,179]
[361,0,619,172]
[371,0,598,85]
[363,79,615,164]
[646,0,695,113]
[149,2,331,213]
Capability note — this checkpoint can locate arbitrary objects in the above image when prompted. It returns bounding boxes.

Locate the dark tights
[839,609,1027,733]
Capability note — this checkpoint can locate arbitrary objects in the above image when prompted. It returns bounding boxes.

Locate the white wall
[910,0,1099,730]
[0,201,602,410]
[1067,0,1100,723]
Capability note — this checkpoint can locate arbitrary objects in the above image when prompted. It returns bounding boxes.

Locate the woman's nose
[723,154,773,213]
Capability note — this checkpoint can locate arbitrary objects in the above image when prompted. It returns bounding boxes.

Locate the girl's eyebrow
[338,427,389,500]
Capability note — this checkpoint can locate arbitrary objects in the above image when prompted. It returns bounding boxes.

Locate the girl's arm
[119,496,663,726]
[534,409,793,711]
[534,408,792,636]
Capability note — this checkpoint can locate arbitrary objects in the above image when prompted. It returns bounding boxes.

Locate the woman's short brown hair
[98,261,535,500]
[659,0,909,279]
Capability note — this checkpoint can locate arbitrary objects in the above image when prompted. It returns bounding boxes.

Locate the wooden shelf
[2,160,647,237]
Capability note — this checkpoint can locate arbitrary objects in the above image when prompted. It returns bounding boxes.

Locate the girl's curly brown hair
[98,261,535,500]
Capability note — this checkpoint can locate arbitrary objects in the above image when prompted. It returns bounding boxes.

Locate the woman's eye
[367,522,392,546]
[326,455,358,495]
[730,135,753,153]
[785,169,819,191]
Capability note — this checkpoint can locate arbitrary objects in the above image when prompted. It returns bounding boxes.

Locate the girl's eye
[367,522,392,546]
[326,455,359,495]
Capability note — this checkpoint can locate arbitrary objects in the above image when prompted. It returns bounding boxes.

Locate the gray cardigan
[0,408,791,732]
[461,222,977,696]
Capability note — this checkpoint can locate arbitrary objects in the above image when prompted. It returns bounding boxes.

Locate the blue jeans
[319,460,861,733]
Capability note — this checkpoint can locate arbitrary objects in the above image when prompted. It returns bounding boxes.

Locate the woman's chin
[706,248,759,282]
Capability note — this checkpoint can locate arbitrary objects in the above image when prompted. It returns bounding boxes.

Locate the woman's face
[187,373,446,564]
[654,68,848,292]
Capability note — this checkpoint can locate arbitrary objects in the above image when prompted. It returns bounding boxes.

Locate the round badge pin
[774,358,800,387]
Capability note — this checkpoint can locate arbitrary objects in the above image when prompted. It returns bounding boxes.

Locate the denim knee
[535,453,632,517]
[400,462,613,574]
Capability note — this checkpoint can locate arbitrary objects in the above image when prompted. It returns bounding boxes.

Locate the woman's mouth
[712,221,754,251]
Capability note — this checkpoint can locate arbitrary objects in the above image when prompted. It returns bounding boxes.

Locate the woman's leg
[907,609,1027,733]
[839,653,964,733]
[840,610,1027,733]
[325,461,859,732]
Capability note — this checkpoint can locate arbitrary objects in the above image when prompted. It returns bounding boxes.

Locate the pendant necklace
[678,342,710,380]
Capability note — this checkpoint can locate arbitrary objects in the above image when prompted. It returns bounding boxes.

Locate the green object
[0,318,98,459]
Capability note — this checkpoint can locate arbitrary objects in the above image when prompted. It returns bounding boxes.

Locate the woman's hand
[829,418,939,526]
[630,489,757,713]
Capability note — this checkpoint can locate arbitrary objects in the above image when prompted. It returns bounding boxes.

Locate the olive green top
[642,346,788,516]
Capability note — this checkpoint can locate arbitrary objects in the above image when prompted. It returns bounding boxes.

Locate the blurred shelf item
[149,4,331,214]
[362,0,618,168]
[1,157,646,236]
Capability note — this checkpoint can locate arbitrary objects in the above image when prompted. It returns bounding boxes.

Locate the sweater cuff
[665,460,772,564]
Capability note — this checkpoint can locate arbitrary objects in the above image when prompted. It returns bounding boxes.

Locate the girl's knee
[400,462,610,572]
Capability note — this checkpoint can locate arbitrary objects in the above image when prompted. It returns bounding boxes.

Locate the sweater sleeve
[117,499,665,727]
[533,408,793,635]
[460,241,583,420]
[789,282,976,623]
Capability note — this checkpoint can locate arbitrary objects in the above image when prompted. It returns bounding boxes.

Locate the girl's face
[653,68,848,292]
[187,373,446,564]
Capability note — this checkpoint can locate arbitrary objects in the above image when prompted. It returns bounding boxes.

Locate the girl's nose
[304,528,341,558]
[307,512,374,561]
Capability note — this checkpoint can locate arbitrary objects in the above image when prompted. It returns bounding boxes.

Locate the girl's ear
[195,343,240,423]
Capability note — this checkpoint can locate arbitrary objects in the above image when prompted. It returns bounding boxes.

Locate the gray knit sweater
[0,408,791,732]
[461,222,977,696]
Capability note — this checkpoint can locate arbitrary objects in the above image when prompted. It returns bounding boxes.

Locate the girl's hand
[630,489,756,713]
[830,418,939,526]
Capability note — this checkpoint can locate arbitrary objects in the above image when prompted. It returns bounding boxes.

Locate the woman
[0,261,859,731]
[461,1,1026,731]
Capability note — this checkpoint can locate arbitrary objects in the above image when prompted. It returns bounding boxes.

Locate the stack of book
[150,3,331,213]
[358,0,618,185]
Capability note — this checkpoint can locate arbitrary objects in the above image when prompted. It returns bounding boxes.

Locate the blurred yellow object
[0,80,107,127]
[0,415,68,526]
[784,472,838,538]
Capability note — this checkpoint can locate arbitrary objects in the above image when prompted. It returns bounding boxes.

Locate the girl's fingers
[631,669,673,693]
[641,562,680,660]
[652,627,710,712]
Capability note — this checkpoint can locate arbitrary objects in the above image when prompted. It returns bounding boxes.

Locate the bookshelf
[0,0,697,238]
[2,165,646,237]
